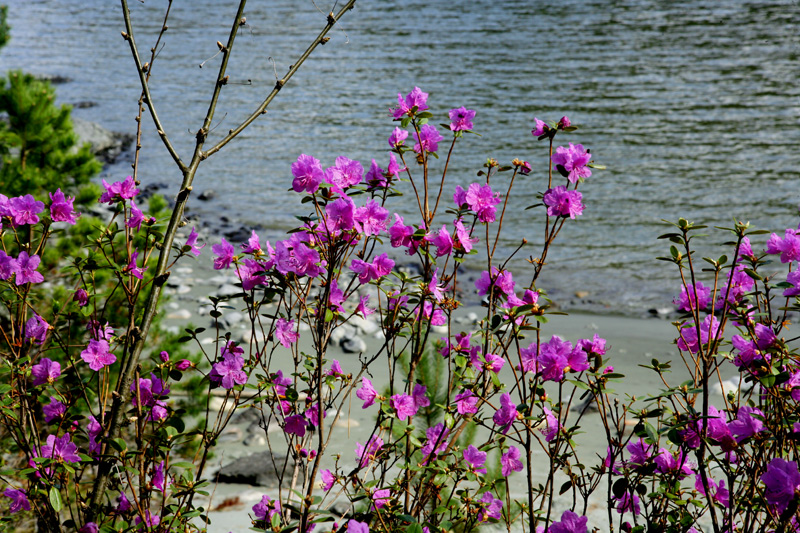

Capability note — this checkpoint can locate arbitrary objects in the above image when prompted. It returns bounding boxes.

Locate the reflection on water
[1,0,798,315]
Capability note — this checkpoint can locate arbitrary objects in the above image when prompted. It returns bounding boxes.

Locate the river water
[2,0,799,316]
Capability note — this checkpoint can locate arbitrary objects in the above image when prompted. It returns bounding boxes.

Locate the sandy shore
[155,229,725,532]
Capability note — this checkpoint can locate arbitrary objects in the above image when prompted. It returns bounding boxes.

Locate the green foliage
[0,71,101,198]
[0,6,9,51]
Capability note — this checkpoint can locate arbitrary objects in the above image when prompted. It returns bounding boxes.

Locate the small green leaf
[49,487,62,512]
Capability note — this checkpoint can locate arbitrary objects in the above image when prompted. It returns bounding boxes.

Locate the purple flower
[24,314,49,345]
[73,288,89,307]
[43,396,66,423]
[175,359,192,371]
[99,176,139,204]
[351,253,394,284]
[675,282,711,312]
[548,510,588,533]
[475,266,515,297]
[357,295,375,317]
[392,87,429,118]
[212,238,235,270]
[81,339,117,371]
[541,406,561,442]
[543,186,584,219]
[9,194,45,225]
[388,214,416,251]
[356,378,378,408]
[133,511,160,528]
[115,491,131,513]
[613,491,640,515]
[253,494,281,522]
[677,315,720,354]
[39,433,81,463]
[413,124,444,154]
[420,423,450,461]
[124,250,147,280]
[236,258,267,290]
[127,201,144,231]
[354,200,389,236]
[537,335,577,382]
[717,264,755,306]
[761,458,800,513]
[501,446,523,477]
[784,270,800,297]
[347,520,370,533]
[626,438,652,467]
[325,196,356,233]
[493,393,517,434]
[372,488,391,510]
[185,227,205,256]
[355,436,383,468]
[0,250,18,280]
[654,448,694,479]
[465,183,502,223]
[464,445,487,474]
[454,218,477,252]
[210,343,247,389]
[389,127,409,148]
[413,384,430,410]
[531,118,548,137]
[15,252,44,285]
[551,143,592,183]
[151,461,170,492]
[275,239,324,278]
[392,393,417,421]
[32,358,61,386]
[364,159,386,188]
[87,320,114,341]
[275,318,299,348]
[694,473,730,508]
[478,491,503,522]
[49,189,79,224]
[282,414,306,437]
[325,156,363,192]
[558,116,571,129]
[449,106,476,131]
[3,488,30,514]
[321,469,335,491]
[432,225,454,257]
[729,406,765,442]
[292,154,324,193]
[78,523,98,533]
[767,228,800,263]
[454,390,479,414]
[87,416,102,455]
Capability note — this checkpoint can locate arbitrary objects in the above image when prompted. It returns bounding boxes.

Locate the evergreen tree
[0,71,101,198]
[0,6,9,51]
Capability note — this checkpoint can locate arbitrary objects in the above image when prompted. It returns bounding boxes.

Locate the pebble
[176,267,194,274]
[177,285,192,295]
[167,309,192,320]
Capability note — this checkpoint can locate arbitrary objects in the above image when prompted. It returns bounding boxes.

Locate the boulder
[72,118,133,164]
[215,451,296,487]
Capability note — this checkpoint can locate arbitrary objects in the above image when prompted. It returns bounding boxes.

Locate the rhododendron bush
[1,3,800,533]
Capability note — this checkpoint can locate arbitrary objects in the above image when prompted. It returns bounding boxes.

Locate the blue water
[2,0,799,315]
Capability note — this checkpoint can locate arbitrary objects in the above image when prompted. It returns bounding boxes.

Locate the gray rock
[198,190,216,201]
[340,335,366,354]
[166,309,192,320]
[215,451,296,487]
[348,315,378,335]
[217,284,243,297]
[72,118,133,164]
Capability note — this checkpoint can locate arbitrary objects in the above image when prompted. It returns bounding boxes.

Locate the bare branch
[119,0,186,173]
[201,0,357,160]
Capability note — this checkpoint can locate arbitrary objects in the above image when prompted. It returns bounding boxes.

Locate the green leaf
[49,486,62,512]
